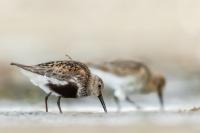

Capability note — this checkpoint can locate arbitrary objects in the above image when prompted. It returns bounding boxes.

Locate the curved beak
[157,88,164,110]
[98,94,107,113]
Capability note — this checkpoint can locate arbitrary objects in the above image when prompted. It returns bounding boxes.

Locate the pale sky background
[0,0,200,68]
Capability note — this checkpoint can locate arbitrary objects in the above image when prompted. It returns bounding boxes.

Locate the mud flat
[0,110,200,133]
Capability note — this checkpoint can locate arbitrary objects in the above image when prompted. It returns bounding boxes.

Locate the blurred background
[1,0,200,132]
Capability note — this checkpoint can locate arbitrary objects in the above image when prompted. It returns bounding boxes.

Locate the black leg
[57,96,63,114]
[45,92,52,112]
[126,96,141,109]
[114,96,121,112]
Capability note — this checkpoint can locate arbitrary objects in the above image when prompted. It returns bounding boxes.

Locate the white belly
[21,70,68,96]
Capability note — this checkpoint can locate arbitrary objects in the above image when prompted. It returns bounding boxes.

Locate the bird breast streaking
[88,60,166,111]
[11,60,107,113]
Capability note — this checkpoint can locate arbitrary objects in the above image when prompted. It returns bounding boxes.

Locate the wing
[11,60,91,92]
[88,60,151,82]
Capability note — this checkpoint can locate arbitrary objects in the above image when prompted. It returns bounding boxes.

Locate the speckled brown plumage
[11,59,107,113]
[11,60,91,92]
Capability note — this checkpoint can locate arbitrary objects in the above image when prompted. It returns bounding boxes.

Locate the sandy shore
[0,110,200,133]
[1,124,199,133]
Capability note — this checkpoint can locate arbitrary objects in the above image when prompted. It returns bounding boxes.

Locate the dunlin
[88,60,166,111]
[11,60,107,113]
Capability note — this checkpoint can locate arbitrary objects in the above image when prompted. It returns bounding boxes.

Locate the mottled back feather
[11,60,91,97]
[88,60,152,86]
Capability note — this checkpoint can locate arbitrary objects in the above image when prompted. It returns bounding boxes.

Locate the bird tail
[10,62,33,72]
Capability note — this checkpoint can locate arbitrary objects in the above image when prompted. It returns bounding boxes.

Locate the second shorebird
[88,60,166,111]
[11,59,107,113]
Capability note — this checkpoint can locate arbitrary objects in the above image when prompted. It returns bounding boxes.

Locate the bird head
[151,74,166,91]
[89,74,107,113]
[151,74,166,109]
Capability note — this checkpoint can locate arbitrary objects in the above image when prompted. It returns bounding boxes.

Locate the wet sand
[1,124,199,133]
[0,110,200,133]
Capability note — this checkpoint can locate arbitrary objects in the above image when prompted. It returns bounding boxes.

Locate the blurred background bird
[88,60,166,111]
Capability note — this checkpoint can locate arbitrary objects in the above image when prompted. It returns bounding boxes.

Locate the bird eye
[98,84,101,88]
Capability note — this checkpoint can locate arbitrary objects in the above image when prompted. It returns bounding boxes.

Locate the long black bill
[98,94,107,113]
[157,88,164,110]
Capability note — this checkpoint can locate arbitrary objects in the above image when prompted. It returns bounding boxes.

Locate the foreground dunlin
[88,60,166,111]
[11,59,107,113]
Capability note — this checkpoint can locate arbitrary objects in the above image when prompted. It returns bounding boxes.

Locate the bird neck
[87,77,94,96]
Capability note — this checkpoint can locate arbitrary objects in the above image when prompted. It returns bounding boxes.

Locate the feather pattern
[11,60,91,98]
